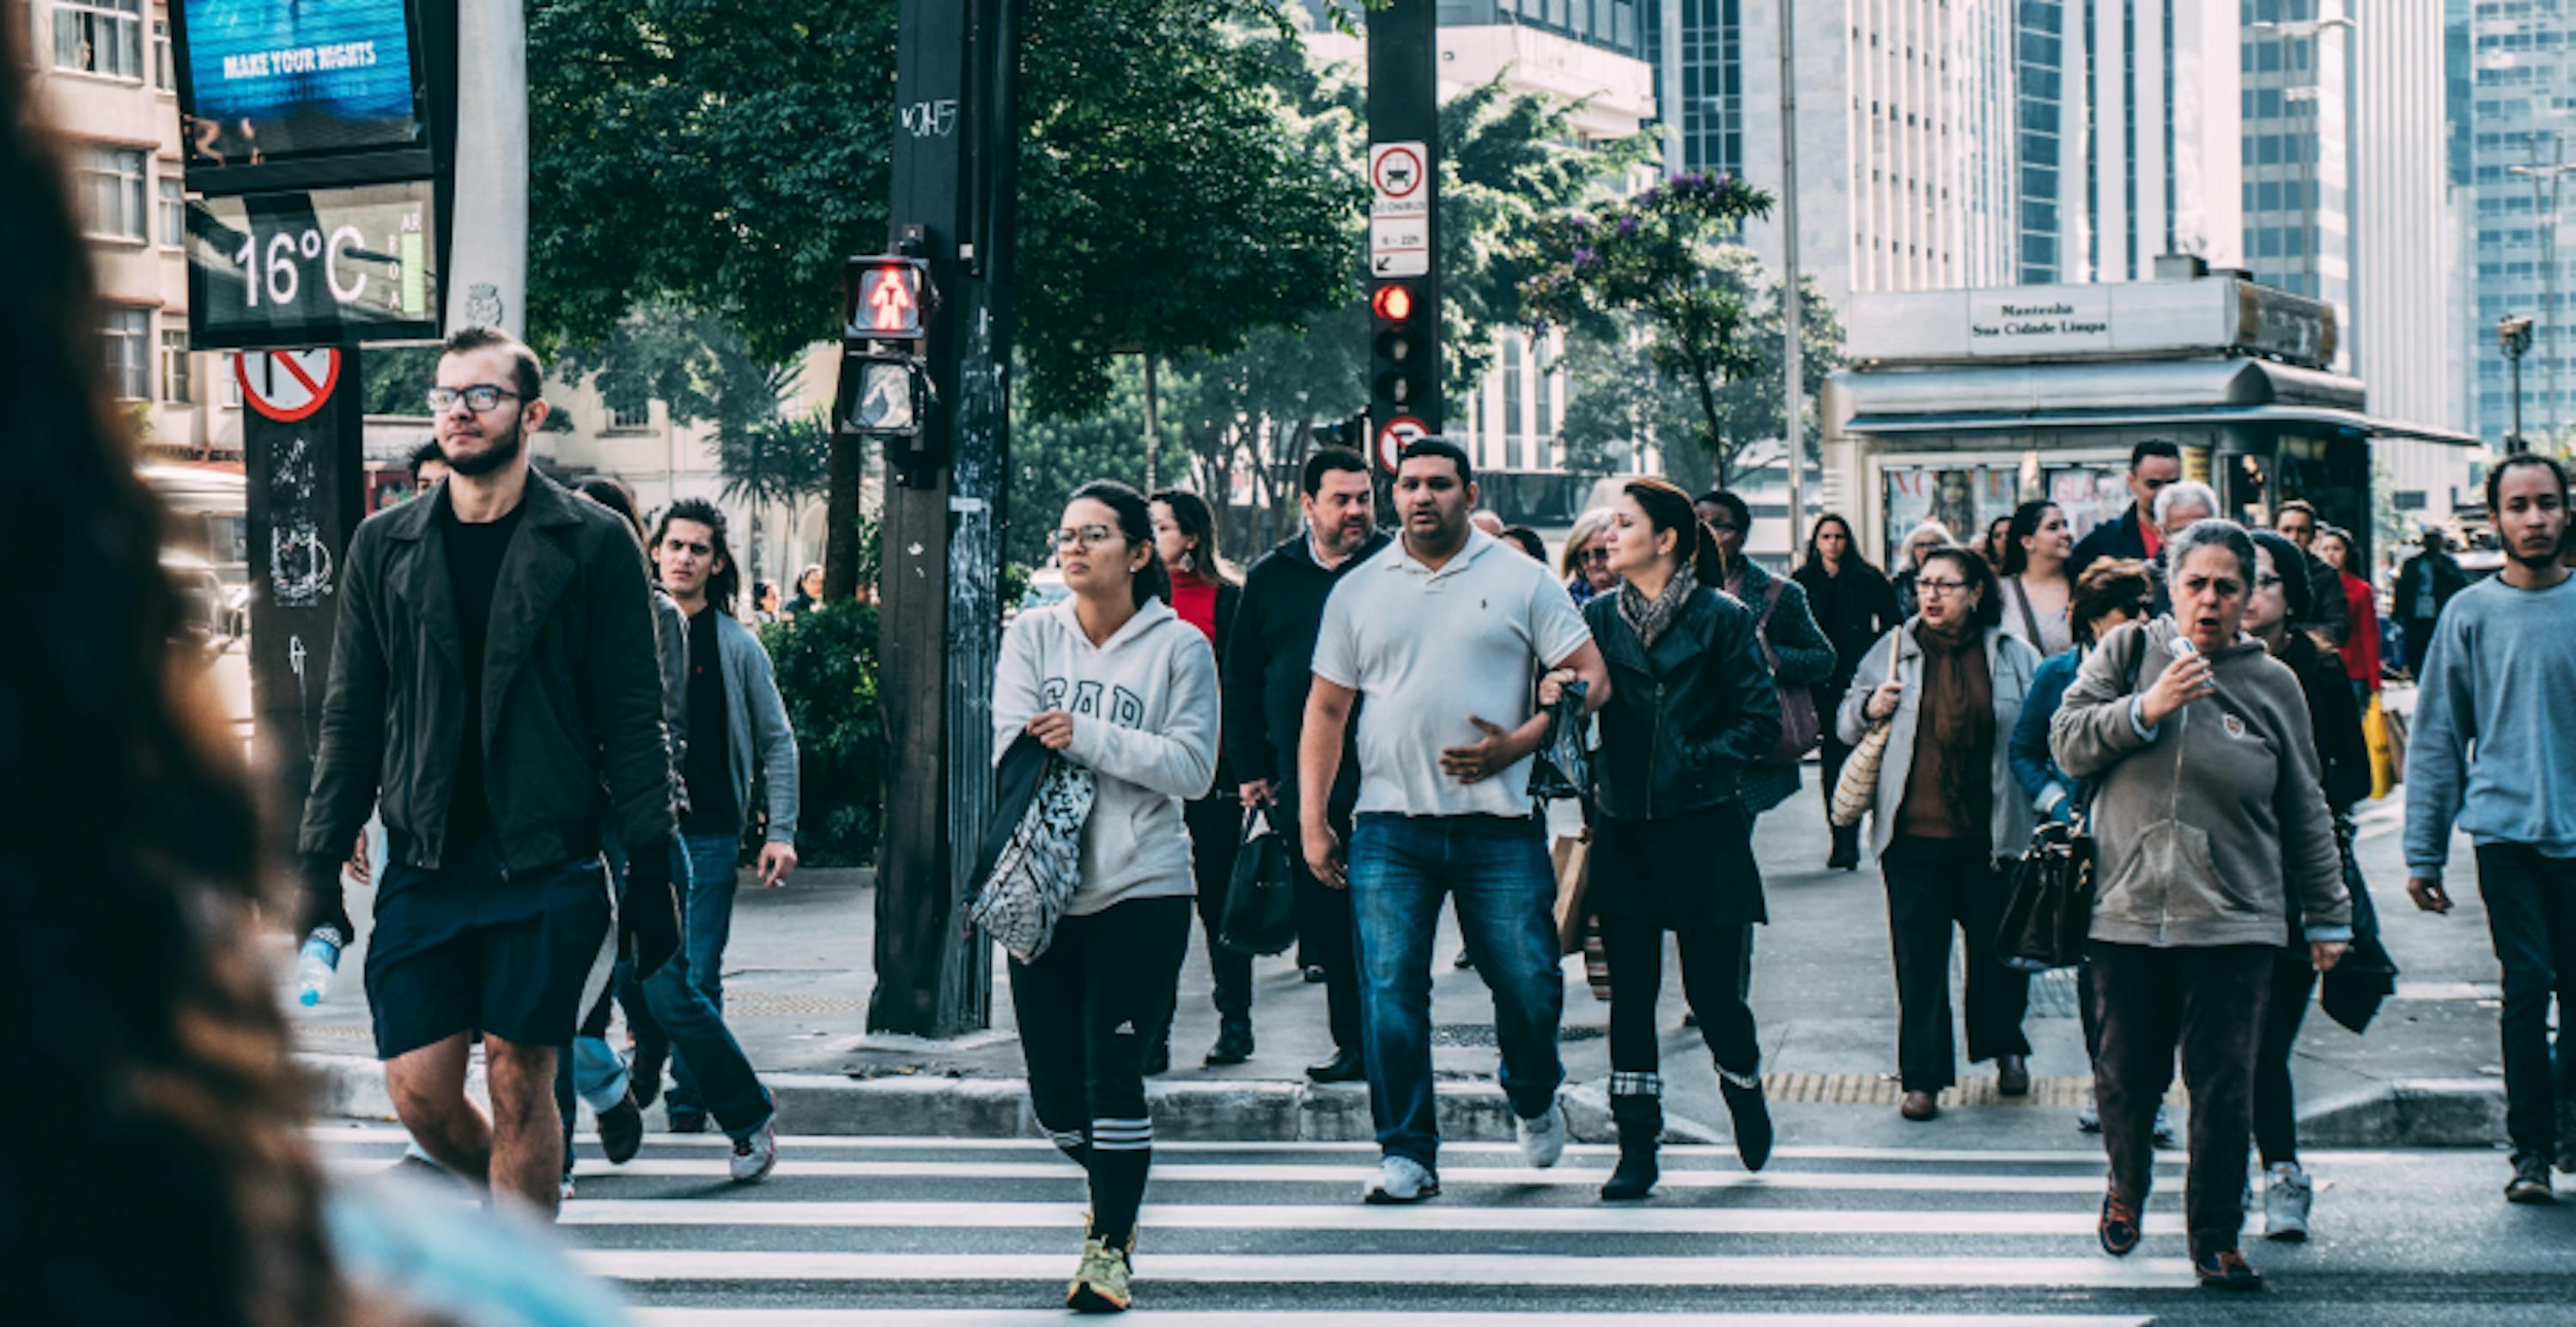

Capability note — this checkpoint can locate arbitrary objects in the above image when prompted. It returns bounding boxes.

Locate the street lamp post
[2500,314,2534,447]
[2509,139,2572,448]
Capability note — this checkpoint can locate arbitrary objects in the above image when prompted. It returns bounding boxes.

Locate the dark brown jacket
[298,471,677,874]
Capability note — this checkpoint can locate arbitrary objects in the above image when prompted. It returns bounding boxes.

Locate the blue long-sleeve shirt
[2403,573,2576,883]
[2010,647,2084,820]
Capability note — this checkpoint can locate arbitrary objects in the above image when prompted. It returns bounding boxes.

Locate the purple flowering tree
[1522,173,1793,487]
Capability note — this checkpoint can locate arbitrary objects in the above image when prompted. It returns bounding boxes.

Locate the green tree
[1005,359,1151,566]
[1522,173,1788,487]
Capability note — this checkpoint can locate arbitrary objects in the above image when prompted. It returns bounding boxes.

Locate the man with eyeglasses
[2068,439,2185,585]
[297,326,685,1218]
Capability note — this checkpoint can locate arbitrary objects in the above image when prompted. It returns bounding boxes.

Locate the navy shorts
[364,831,617,1060]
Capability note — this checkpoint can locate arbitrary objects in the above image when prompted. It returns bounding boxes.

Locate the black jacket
[299,471,678,874]
[1792,558,1902,700]
[1583,587,1783,821]
[2392,548,2469,624]
[1223,528,1391,812]
[2067,502,2151,586]
[2282,630,2372,817]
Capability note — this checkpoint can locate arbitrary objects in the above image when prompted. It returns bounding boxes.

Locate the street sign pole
[869,0,1022,1037]
[1368,1,1440,442]
[242,346,365,855]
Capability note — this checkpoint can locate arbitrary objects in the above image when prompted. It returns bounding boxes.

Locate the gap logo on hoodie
[1042,679,1148,731]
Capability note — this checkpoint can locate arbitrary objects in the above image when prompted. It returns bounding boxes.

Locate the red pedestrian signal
[846,257,930,341]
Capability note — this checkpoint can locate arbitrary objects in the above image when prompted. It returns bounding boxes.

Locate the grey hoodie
[991,596,1219,916]
[2050,617,2349,949]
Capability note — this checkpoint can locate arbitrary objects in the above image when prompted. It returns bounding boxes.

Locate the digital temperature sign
[174,0,429,191]
[186,180,440,350]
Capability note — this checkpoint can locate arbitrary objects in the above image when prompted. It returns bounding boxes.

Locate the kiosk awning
[1835,357,2482,449]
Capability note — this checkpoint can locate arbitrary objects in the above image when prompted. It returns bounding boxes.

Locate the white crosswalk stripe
[312,1125,2260,1319]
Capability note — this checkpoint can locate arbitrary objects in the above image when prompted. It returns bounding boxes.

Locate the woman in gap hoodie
[991,478,1219,1314]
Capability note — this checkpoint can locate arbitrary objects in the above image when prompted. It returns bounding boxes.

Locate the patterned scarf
[1616,564,1698,651]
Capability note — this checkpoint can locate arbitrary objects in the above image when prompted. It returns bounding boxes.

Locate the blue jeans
[1348,813,1565,1171]
[662,832,744,1120]
[612,837,774,1141]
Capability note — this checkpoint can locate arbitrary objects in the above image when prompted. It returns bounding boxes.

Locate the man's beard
[442,422,524,478]
[2506,534,2568,572]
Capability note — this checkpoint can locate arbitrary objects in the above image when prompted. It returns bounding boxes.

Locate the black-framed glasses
[1580,546,1613,563]
[1050,523,1116,549]
[1916,578,1971,597]
[426,384,522,414]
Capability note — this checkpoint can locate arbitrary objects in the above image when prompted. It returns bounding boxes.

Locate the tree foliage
[1523,173,1792,487]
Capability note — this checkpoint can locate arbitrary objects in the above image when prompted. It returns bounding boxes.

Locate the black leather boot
[1827,822,1862,871]
[1720,1065,1774,1172]
[1600,1092,1662,1201]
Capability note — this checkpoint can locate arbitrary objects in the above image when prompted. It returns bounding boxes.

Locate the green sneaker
[1066,1235,1133,1313]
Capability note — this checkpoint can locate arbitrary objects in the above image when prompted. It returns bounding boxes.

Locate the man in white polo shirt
[1298,439,1611,1204]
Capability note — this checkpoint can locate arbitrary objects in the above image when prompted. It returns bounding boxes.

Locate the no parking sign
[236,348,343,423]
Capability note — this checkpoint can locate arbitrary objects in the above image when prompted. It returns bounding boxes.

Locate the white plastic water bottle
[295,925,345,1007]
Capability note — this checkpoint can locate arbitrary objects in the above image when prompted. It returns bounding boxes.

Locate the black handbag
[1218,808,1298,956]
[1526,679,1591,804]
[1998,818,2096,972]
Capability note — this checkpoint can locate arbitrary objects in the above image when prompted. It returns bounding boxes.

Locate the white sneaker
[2152,1104,2178,1147]
[2076,1092,2101,1134]
[2263,1161,2312,1242]
[1516,1100,1568,1169]
[730,1116,778,1184]
[1363,1154,1439,1204]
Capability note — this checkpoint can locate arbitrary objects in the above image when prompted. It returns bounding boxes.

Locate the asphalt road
[314,1121,2576,1324]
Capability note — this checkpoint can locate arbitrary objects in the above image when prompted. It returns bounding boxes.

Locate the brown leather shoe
[1899,1090,1940,1122]
[2192,1248,2264,1291]
[1996,1055,2032,1097]
[2099,1192,2142,1257]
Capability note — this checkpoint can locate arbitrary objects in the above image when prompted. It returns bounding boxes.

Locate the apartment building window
[79,145,149,240]
[102,308,151,401]
[152,17,173,90]
[52,0,144,80]
[607,399,651,430]
[158,174,184,247]
[161,328,191,404]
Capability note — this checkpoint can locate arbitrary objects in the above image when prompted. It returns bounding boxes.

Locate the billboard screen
[177,0,426,174]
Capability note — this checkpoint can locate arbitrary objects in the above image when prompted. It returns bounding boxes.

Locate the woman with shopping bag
[1558,478,1782,1198]
[990,480,1221,1312]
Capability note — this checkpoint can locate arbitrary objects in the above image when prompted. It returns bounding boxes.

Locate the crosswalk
[310,1122,2378,1322]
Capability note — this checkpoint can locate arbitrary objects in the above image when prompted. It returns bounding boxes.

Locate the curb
[296,1052,2506,1148]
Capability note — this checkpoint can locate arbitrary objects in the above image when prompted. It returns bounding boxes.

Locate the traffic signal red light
[1371,284,1414,323]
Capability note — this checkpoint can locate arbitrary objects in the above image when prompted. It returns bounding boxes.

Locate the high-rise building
[2009,1,2247,285]
[2460,0,2576,451]
[1645,0,2025,309]
[31,0,226,458]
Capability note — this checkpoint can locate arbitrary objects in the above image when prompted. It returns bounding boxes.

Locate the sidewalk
[289,725,2514,1147]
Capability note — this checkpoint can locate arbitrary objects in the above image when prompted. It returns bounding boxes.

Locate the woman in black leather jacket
[1561,478,1783,1200]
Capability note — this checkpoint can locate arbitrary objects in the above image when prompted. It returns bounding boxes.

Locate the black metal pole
[868,0,1018,1037]
[1367,0,1440,444]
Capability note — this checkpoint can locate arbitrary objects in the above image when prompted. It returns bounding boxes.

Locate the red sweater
[2336,572,2380,691]
[1170,568,1219,644]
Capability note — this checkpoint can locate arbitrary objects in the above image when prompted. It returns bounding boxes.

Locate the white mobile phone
[2172,637,2196,657]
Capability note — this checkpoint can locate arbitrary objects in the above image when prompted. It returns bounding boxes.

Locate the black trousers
[1880,835,2030,1092]
[1009,896,1193,1246]
[2092,941,2272,1261]
[2252,949,2319,1167]
[2474,844,2576,1159]
[1597,912,1759,1087]
[1182,794,1251,1020]
[1291,799,1364,1055]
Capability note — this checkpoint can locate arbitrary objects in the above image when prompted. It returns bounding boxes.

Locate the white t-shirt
[1311,528,1594,819]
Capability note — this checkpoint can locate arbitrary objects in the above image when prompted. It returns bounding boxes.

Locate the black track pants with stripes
[1009,894,1193,1248]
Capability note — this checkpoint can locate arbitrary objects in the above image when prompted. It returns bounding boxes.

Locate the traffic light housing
[836,253,942,486]
[1370,281,1427,415]
[1313,411,1368,450]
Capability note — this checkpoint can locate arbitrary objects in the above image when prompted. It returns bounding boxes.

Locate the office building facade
[2460,0,2576,451]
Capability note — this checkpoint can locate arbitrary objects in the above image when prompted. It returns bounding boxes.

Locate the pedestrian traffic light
[1370,280,1427,413]
[837,253,942,486]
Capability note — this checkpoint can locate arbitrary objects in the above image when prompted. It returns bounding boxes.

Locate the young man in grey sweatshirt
[2404,453,2576,1204]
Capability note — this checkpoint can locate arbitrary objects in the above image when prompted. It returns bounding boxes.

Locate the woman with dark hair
[1573,478,1783,1197]
[0,34,618,1324]
[1996,499,2076,657]
[2312,525,2382,708]
[2243,529,2374,1243]
[787,563,825,617]
[752,580,781,624]
[1835,546,2044,1122]
[2052,519,2349,1290]
[1794,513,1903,870]
[1147,487,1253,1071]
[2005,557,2167,1141]
[992,478,1217,1312]
[1980,514,2015,574]
[1499,525,1549,561]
